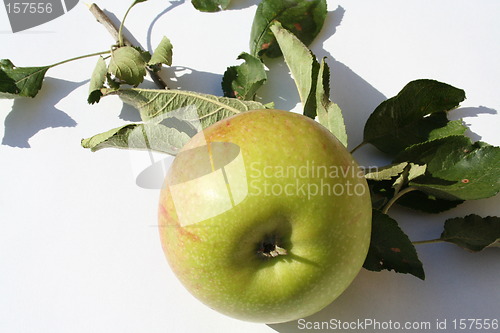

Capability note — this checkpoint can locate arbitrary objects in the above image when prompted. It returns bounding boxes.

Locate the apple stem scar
[257,234,288,258]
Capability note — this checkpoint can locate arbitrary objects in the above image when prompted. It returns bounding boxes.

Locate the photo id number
[6,2,53,14]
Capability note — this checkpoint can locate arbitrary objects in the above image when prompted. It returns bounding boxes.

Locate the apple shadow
[267,242,500,333]
[265,269,403,333]
[2,77,83,148]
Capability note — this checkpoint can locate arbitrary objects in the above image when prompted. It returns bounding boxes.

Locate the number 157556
[6,2,53,14]
[452,318,499,330]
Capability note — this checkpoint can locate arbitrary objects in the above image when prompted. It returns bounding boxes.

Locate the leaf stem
[49,50,111,68]
[412,238,443,245]
[382,186,419,214]
[350,141,366,154]
[118,1,138,47]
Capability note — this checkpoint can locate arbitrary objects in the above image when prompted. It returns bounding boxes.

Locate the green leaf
[366,163,461,213]
[108,46,147,86]
[396,136,500,200]
[81,122,190,155]
[88,56,107,104]
[250,0,327,58]
[0,59,50,98]
[269,22,319,118]
[315,58,347,146]
[149,36,173,67]
[395,190,464,213]
[363,210,425,280]
[106,73,121,90]
[269,23,347,144]
[392,163,426,192]
[191,0,231,12]
[365,162,409,181]
[222,52,267,100]
[0,68,18,96]
[134,46,152,64]
[407,163,427,181]
[104,88,268,129]
[428,116,467,140]
[395,135,472,165]
[440,214,500,252]
[368,177,464,213]
[364,79,466,155]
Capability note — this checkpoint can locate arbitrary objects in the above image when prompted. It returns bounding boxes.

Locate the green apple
[158,109,371,323]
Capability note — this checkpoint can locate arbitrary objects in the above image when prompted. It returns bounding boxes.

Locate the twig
[88,3,124,44]
[87,3,168,89]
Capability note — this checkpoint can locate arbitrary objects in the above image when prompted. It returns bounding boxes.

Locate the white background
[1,1,499,332]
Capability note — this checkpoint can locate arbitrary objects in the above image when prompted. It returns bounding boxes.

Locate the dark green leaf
[440,214,500,252]
[0,59,50,98]
[81,122,190,155]
[364,79,466,155]
[363,209,425,280]
[222,52,267,100]
[395,190,464,213]
[396,136,500,200]
[88,56,107,104]
[108,46,147,86]
[191,0,230,12]
[365,163,455,212]
[428,116,467,140]
[395,135,472,165]
[0,68,18,96]
[149,36,173,67]
[250,0,327,58]
[367,171,463,213]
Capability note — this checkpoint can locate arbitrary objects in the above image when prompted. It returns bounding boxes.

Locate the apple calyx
[257,234,287,259]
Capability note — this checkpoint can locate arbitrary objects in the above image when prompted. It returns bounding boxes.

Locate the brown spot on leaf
[293,23,303,31]
[390,247,401,253]
[461,179,470,183]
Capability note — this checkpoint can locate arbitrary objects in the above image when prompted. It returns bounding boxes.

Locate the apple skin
[158,109,371,323]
